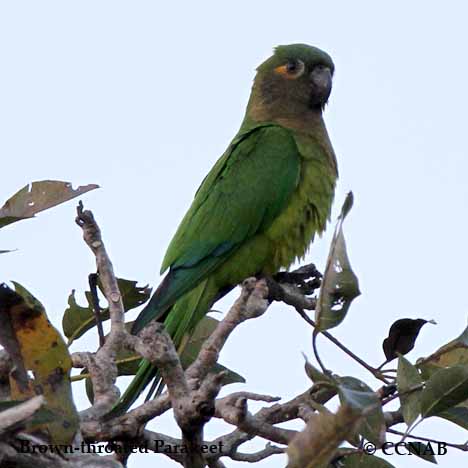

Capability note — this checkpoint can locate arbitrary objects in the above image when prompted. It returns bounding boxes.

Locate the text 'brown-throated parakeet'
[113,43,338,414]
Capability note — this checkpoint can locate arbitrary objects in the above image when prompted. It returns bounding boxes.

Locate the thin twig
[230,443,284,462]
[387,428,468,452]
[295,307,391,384]
[381,383,425,406]
[312,330,328,375]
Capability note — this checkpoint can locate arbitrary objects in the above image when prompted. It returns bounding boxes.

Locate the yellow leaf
[1,282,79,444]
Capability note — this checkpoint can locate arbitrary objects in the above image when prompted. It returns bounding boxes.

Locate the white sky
[1,1,467,467]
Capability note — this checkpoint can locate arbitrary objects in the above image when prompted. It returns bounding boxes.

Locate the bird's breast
[263,137,337,273]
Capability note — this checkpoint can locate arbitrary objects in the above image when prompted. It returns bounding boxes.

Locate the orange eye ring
[274,59,305,79]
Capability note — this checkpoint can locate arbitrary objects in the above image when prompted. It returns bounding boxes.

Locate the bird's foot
[274,263,322,296]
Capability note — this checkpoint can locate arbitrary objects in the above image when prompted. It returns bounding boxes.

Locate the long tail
[105,278,216,418]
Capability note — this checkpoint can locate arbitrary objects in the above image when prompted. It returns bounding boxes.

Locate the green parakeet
[114,43,338,414]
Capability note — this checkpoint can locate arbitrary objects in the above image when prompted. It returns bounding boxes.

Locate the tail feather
[145,376,165,402]
[103,359,157,420]
[106,279,217,418]
[132,256,224,335]
[130,272,174,335]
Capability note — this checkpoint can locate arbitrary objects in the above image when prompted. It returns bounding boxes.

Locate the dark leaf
[383,318,435,362]
[315,192,360,331]
[62,278,152,344]
[339,452,395,467]
[0,180,98,229]
[407,442,438,464]
[397,355,423,426]
[0,283,30,391]
[420,365,468,417]
[337,376,386,447]
[436,406,468,430]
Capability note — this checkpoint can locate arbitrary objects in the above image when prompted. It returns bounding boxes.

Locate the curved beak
[309,65,333,108]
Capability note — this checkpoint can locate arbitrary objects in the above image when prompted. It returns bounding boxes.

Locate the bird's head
[247,44,335,123]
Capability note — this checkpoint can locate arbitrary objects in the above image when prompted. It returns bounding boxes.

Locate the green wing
[132,124,301,332]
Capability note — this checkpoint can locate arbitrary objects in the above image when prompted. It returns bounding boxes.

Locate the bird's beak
[309,65,333,108]
[427,319,437,325]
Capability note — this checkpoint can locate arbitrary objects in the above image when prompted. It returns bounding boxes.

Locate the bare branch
[0,396,44,433]
[75,202,126,340]
[186,278,269,385]
[67,204,431,468]
[216,396,296,445]
[388,428,468,452]
[230,442,284,462]
[141,429,185,463]
[0,350,12,380]
[74,202,127,419]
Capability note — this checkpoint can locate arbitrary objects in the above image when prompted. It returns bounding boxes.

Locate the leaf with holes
[315,192,360,331]
[62,278,152,344]
[0,180,98,229]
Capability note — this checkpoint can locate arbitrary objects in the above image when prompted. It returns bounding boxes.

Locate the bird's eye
[274,59,305,79]
[286,61,298,73]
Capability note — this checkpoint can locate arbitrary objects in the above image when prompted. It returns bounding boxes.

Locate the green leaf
[436,406,468,430]
[397,355,423,426]
[0,180,98,229]
[62,278,152,344]
[97,278,152,312]
[420,365,468,417]
[315,192,360,331]
[340,452,395,467]
[337,376,386,447]
[418,323,468,380]
[303,353,334,384]
[407,442,438,464]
